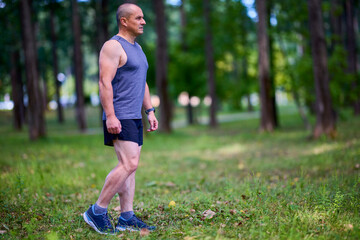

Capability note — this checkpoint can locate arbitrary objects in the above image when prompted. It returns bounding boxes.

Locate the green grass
[0,107,359,239]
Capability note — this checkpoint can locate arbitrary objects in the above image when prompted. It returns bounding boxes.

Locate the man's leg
[118,146,141,213]
[118,172,136,212]
[115,146,155,231]
[96,140,140,208]
[83,140,140,234]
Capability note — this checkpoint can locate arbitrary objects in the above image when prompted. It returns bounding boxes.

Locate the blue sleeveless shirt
[103,35,148,120]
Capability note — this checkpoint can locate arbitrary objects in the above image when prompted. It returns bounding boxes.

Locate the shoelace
[102,213,113,228]
[133,215,147,227]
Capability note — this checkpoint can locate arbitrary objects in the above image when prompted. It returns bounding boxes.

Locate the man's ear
[120,17,127,27]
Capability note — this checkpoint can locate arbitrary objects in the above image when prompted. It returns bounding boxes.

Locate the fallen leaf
[238,162,245,170]
[230,209,237,215]
[145,181,157,187]
[189,209,196,213]
[2,224,9,230]
[220,223,226,228]
[165,182,176,187]
[233,222,243,227]
[241,195,248,200]
[202,209,216,219]
[158,205,164,211]
[344,224,353,231]
[184,237,196,240]
[140,228,150,236]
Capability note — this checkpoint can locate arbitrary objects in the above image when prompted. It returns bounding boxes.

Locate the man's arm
[99,40,123,134]
[143,83,158,132]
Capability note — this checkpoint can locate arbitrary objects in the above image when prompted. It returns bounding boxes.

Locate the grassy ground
[0,107,359,239]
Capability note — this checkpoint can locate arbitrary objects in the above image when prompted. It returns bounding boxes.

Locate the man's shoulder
[100,39,124,56]
[103,38,123,49]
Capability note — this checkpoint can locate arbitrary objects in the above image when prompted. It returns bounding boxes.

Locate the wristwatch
[145,107,155,115]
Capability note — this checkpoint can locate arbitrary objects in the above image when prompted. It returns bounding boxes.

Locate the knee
[123,156,139,174]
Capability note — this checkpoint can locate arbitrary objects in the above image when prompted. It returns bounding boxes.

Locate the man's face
[124,6,146,36]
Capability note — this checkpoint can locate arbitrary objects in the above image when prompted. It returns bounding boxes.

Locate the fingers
[107,118,121,134]
[147,118,158,132]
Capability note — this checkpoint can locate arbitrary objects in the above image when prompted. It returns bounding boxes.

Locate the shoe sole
[116,226,136,232]
[116,225,155,232]
[83,211,115,235]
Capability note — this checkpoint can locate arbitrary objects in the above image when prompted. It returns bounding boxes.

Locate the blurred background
[0,0,359,139]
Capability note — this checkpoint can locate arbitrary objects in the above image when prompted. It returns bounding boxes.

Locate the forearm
[99,80,116,119]
[143,83,153,110]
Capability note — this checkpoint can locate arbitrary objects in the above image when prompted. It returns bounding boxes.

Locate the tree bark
[203,0,218,127]
[180,0,194,125]
[10,50,25,130]
[307,0,337,138]
[71,0,87,131]
[344,0,360,115]
[267,0,279,128]
[50,0,64,123]
[256,0,275,132]
[20,0,46,140]
[153,0,172,132]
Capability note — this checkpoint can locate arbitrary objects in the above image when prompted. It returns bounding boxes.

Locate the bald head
[116,3,141,28]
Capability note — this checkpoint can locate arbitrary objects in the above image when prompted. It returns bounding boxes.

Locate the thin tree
[50,0,64,123]
[203,0,218,127]
[19,0,46,139]
[153,0,172,132]
[94,0,109,121]
[180,0,195,125]
[307,0,336,138]
[10,49,25,130]
[71,0,86,131]
[256,0,275,132]
[267,0,279,127]
[344,0,360,115]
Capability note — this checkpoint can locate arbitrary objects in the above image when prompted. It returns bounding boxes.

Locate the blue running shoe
[116,214,156,231]
[83,205,115,235]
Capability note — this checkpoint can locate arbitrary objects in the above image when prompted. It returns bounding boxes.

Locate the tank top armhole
[109,37,128,68]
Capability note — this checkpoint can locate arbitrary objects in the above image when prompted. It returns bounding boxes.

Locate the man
[83,3,158,235]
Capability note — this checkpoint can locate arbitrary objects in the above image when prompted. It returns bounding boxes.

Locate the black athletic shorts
[103,119,143,146]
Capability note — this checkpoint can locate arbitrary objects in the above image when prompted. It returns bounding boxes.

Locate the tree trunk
[180,0,194,125]
[256,0,275,132]
[20,0,46,140]
[307,0,337,138]
[267,0,279,128]
[10,50,25,130]
[246,94,253,112]
[344,0,360,115]
[153,0,172,133]
[50,1,64,123]
[203,0,218,127]
[71,0,87,131]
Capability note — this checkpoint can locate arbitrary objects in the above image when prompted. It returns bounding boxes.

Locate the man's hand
[147,112,158,132]
[106,116,121,134]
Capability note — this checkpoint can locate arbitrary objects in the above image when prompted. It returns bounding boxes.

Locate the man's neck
[117,30,136,44]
